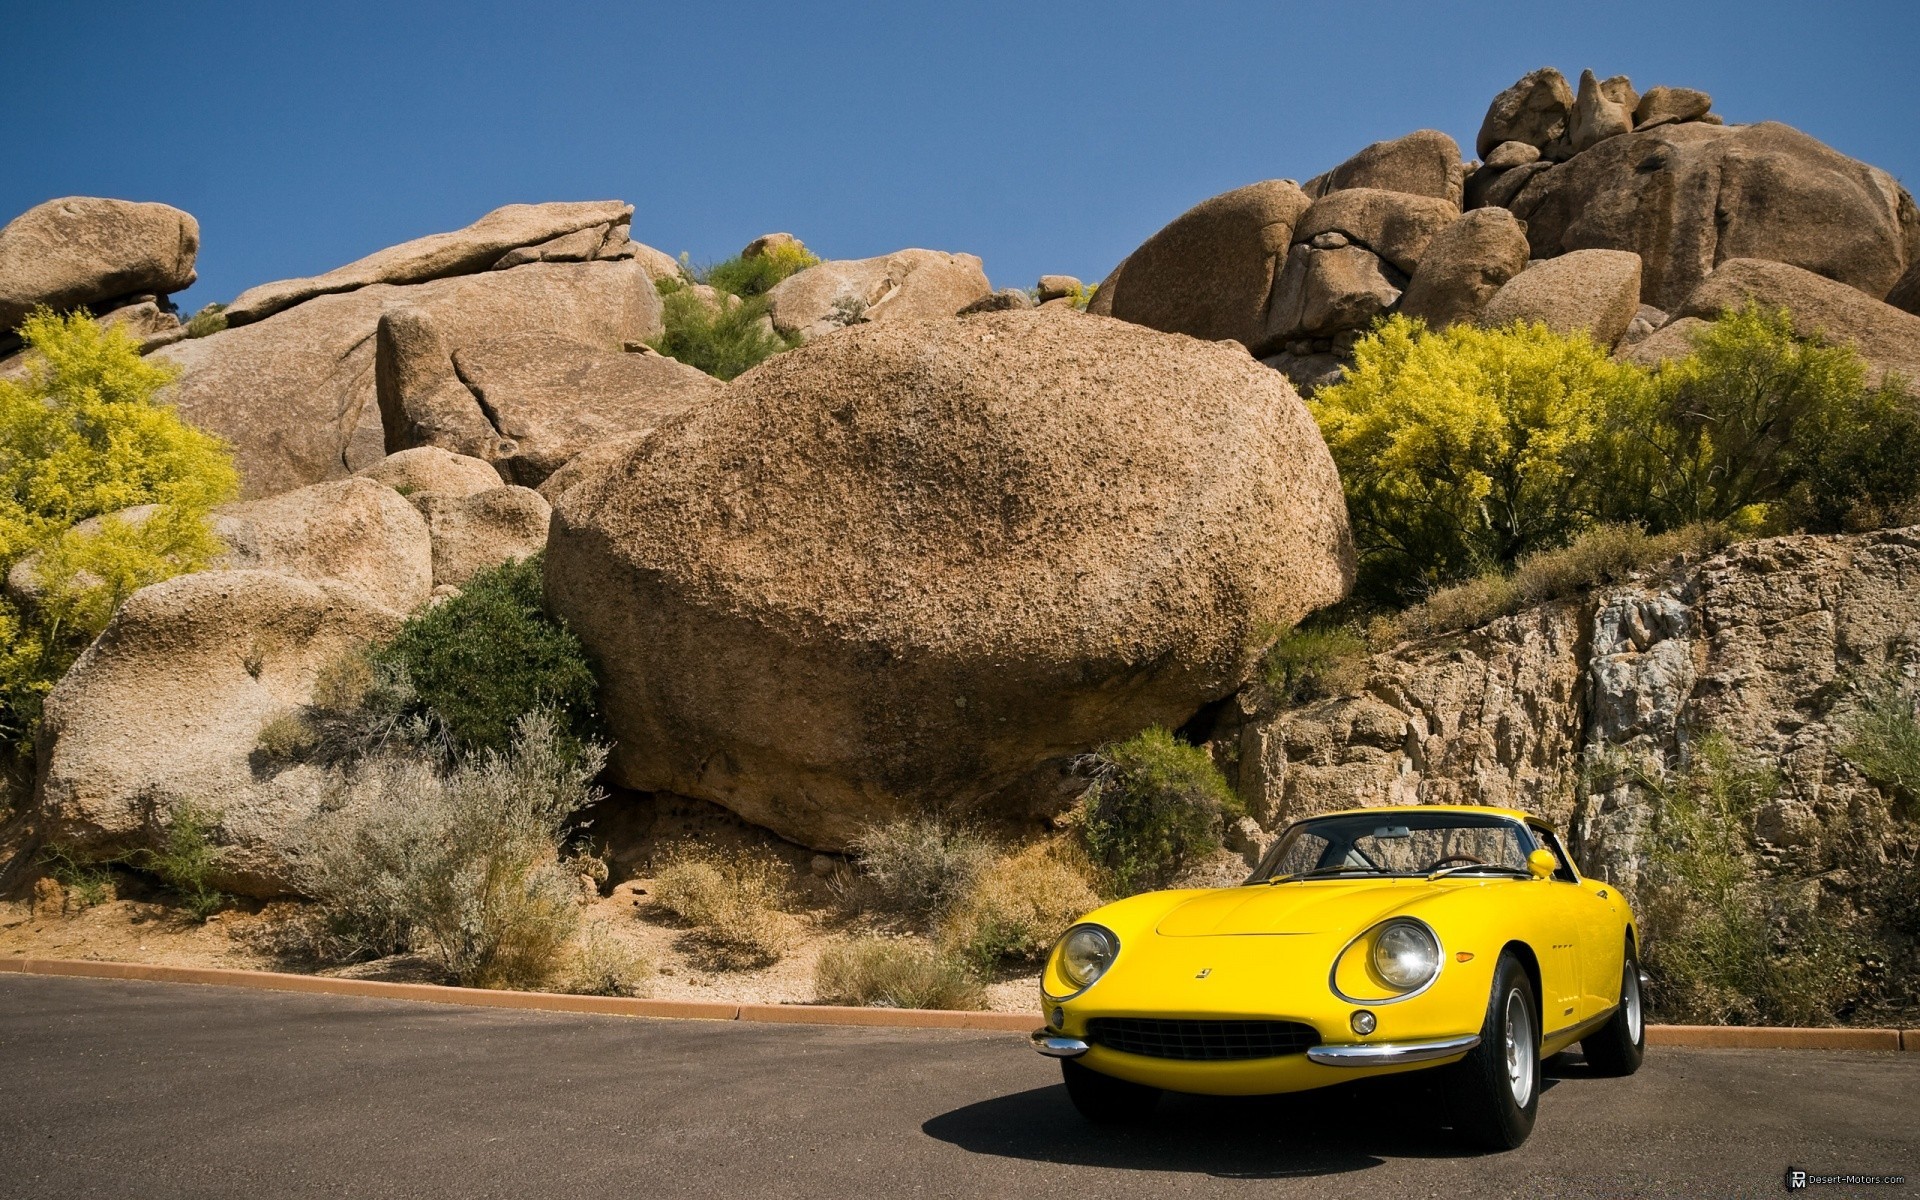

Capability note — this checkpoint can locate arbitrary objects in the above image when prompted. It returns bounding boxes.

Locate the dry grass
[940,842,1100,972]
[559,918,653,997]
[1386,522,1735,641]
[846,816,995,922]
[814,936,986,1010]
[651,844,799,969]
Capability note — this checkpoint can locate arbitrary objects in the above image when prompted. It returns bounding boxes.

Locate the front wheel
[1444,951,1541,1151]
[1582,949,1647,1077]
[1060,1058,1161,1125]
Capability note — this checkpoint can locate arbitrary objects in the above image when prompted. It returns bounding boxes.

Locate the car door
[1531,824,1621,1022]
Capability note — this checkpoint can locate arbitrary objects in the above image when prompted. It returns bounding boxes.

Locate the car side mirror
[1527,849,1558,880]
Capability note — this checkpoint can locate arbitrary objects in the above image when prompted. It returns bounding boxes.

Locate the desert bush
[1631,735,1861,1025]
[183,303,227,338]
[1839,680,1920,814]
[369,555,603,761]
[37,841,114,909]
[1389,521,1734,638]
[814,936,986,1010]
[650,843,799,969]
[847,815,995,922]
[0,310,237,751]
[940,842,1101,972]
[648,281,795,382]
[560,919,653,997]
[299,714,604,988]
[702,243,819,299]
[1612,305,1920,535]
[1261,624,1369,704]
[136,802,228,922]
[1078,727,1242,896]
[1311,315,1643,606]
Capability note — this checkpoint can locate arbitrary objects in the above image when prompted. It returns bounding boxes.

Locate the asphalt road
[0,975,1914,1200]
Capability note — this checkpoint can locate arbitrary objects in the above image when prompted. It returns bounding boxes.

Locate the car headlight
[1372,920,1440,991]
[1058,925,1119,992]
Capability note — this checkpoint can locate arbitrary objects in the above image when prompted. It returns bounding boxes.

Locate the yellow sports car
[1032,805,1645,1149]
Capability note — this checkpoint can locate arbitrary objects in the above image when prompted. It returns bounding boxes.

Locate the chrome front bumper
[1030,1030,1090,1058]
[1305,1033,1481,1067]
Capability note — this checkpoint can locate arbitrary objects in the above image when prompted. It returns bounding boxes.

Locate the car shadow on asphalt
[923,1065,1572,1178]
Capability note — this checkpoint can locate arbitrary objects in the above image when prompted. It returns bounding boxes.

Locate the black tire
[1060,1058,1162,1125]
[1444,951,1541,1151]
[1582,945,1647,1077]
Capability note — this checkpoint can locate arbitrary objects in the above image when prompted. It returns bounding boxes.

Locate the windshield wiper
[1426,863,1531,881]
[1266,864,1383,886]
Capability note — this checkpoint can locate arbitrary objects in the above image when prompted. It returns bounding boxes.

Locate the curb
[0,957,1034,1032]
[1,957,1912,1048]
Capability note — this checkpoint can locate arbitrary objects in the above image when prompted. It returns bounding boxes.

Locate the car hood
[1154,879,1434,937]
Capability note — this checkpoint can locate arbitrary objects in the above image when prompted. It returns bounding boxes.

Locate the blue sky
[5,2,1915,313]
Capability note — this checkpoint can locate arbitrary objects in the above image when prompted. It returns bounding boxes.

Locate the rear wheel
[1582,947,1647,1077]
[1444,951,1540,1151]
[1060,1058,1161,1125]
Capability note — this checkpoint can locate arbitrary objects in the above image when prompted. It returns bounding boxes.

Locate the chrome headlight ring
[1329,917,1445,1007]
[1046,923,1121,1001]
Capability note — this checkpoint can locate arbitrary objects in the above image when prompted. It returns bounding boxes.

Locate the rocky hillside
[0,66,1916,1018]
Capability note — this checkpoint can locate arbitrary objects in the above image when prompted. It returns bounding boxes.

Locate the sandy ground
[0,868,1044,1014]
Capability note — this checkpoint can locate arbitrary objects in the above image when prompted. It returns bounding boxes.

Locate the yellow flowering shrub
[0,310,237,749]
[1311,315,1644,606]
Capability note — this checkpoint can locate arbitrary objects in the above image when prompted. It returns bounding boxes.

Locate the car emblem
[1195,968,1212,979]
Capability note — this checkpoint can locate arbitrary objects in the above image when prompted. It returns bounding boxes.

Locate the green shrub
[1611,305,1920,535]
[299,713,603,988]
[137,802,228,922]
[939,842,1101,972]
[1839,680,1920,814]
[183,303,227,338]
[38,842,114,909]
[648,282,796,382]
[0,310,237,751]
[1261,624,1369,704]
[1311,315,1643,606]
[650,843,798,969]
[1632,735,1861,1025]
[848,815,996,922]
[814,936,986,1010]
[702,243,819,299]
[1078,727,1242,896]
[371,554,604,761]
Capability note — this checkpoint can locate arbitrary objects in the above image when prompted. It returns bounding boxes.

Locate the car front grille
[1086,1017,1318,1062]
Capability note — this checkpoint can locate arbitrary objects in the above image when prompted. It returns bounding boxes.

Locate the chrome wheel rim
[1503,988,1535,1107]
[1624,963,1644,1044]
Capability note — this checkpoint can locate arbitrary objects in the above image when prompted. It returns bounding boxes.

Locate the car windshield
[1248,811,1536,883]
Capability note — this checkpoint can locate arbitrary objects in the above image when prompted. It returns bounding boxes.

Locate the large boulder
[215,477,434,612]
[412,486,551,589]
[1504,122,1920,311]
[34,570,405,896]
[154,259,662,498]
[1262,244,1402,347]
[1633,86,1713,130]
[765,250,991,343]
[1667,258,1920,388]
[448,333,721,486]
[1880,259,1920,317]
[1398,208,1532,328]
[1289,188,1460,276]
[225,201,636,325]
[545,309,1354,849]
[0,198,199,333]
[1476,68,1575,160]
[1568,70,1638,155]
[1480,249,1643,348]
[1098,180,1311,349]
[1303,130,1465,208]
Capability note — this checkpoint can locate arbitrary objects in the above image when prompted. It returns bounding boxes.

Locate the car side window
[1528,825,1580,883]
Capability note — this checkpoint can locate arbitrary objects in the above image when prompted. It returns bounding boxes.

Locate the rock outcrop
[156,258,662,497]
[764,250,991,343]
[411,486,550,589]
[0,198,199,334]
[35,570,405,896]
[1397,208,1532,328]
[354,446,505,498]
[214,478,433,613]
[546,309,1354,849]
[1219,527,1920,898]
[1302,130,1465,208]
[1668,258,1920,388]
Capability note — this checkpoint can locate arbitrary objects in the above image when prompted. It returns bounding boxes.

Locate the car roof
[1298,804,1552,831]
